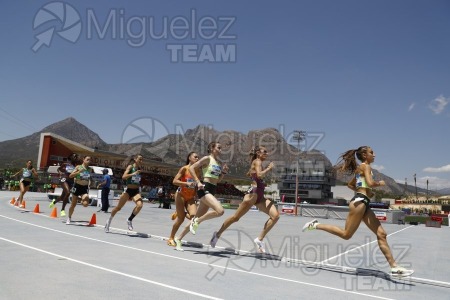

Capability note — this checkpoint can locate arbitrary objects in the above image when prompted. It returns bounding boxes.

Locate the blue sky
[0,0,449,190]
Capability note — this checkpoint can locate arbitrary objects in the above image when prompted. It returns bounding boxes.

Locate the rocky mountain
[42,117,108,149]
[134,125,334,178]
[0,117,107,168]
[0,118,409,195]
[437,187,450,195]
[396,183,441,197]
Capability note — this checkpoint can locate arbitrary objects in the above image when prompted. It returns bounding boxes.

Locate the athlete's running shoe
[66,218,71,225]
[60,210,66,217]
[49,200,55,208]
[302,219,319,232]
[174,239,184,251]
[105,217,111,233]
[189,217,199,235]
[210,231,219,248]
[127,219,133,231]
[254,238,266,253]
[391,266,414,277]
[167,239,176,247]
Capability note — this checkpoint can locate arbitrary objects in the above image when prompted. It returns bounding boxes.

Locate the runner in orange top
[167,152,201,250]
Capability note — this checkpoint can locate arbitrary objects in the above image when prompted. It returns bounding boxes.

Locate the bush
[404,215,449,226]
[404,215,430,224]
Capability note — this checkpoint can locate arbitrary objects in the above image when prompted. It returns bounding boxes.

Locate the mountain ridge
[0,117,107,167]
[0,117,423,196]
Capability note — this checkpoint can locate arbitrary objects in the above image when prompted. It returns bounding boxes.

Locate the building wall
[277,159,336,203]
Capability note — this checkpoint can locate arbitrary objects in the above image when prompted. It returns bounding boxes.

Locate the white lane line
[0,236,394,300]
[0,236,222,300]
[0,214,397,299]
[3,212,450,290]
[320,226,415,264]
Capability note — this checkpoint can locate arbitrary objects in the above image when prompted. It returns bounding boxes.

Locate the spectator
[97,168,111,213]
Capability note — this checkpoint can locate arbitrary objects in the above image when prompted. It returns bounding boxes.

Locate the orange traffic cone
[20,200,26,209]
[88,213,96,226]
[10,197,16,205]
[33,204,40,213]
[50,207,57,218]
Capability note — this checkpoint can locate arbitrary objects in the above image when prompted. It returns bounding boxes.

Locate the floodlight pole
[414,173,418,200]
[293,130,305,216]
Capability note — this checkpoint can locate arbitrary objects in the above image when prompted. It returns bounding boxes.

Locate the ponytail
[335,146,369,174]
[335,149,358,174]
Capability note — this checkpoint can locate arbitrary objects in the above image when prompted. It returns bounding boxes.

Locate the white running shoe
[174,238,184,252]
[127,219,133,231]
[302,219,319,232]
[66,218,71,225]
[391,266,414,277]
[210,231,219,248]
[254,238,266,253]
[189,217,199,235]
[105,217,111,233]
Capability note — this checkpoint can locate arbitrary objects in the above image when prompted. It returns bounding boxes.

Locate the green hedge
[404,216,430,224]
[404,215,449,226]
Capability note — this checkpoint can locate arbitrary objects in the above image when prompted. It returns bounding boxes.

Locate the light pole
[404,177,407,200]
[426,179,429,201]
[293,130,305,216]
[414,173,418,201]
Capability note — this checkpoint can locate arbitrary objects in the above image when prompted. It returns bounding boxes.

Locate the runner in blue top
[302,146,414,277]
[105,154,144,232]
[13,160,39,208]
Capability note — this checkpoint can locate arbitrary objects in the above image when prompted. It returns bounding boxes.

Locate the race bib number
[210,165,222,177]
[66,165,75,173]
[131,175,141,183]
[80,170,90,180]
[186,178,195,189]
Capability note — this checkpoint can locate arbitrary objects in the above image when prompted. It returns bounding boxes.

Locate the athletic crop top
[202,156,222,179]
[355,165,373,190]
[22,168,32,179]
[126,165,141,185]
[75,165,91,181]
